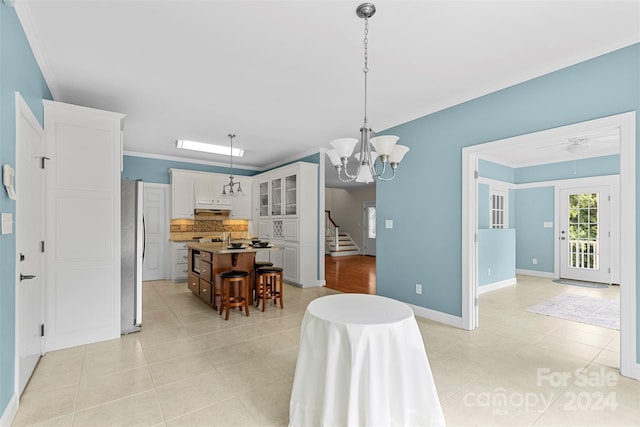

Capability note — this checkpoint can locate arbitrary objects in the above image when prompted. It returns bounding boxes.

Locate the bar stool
[255,266,284,311]
[218,270,250,320]
[253,261,273,302]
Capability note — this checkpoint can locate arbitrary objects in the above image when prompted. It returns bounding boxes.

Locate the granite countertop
[186,242,282,254]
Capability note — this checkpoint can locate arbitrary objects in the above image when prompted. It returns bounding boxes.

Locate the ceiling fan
[536,131,620,154]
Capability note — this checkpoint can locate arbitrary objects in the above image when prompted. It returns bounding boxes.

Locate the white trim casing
[461,152,478,330]
[462,111,637,381]
[0,393,18,427]
[618,112,637,380]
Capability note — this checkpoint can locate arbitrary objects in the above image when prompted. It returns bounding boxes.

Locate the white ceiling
[13,1,640,186]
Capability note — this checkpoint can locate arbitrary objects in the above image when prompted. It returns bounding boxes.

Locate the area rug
[552,279,608,289]
[526,294,620,330]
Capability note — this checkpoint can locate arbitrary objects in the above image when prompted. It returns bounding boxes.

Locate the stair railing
[325,210,340,251]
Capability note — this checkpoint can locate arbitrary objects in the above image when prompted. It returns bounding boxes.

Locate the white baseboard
[478,277,517,294]
[0,393,18,427]
[516,269,555,279]
[290,279,325,288]
[408,303,464,329]
[628,362,640,381]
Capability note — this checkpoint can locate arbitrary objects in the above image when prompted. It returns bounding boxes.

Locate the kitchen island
[185,242,282,309]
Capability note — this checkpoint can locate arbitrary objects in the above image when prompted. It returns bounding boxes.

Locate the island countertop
[185,242,282,254]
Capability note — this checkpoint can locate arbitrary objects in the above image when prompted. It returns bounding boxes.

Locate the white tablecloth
[289,294,445,427]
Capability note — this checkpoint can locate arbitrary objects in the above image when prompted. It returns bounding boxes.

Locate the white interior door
[363,201,376,256]
[15,93,45,396]
[44,100,124,352]
[559,186,611,283]
[142,183,168,280]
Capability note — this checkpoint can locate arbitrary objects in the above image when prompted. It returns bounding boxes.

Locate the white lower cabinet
[254,241,284,268]
[171,242,189,282]
[283,243,299,283]
[270,243,285,269]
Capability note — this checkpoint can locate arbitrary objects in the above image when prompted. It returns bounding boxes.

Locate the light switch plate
[385,220,393,229]
[543,222,553,228]
[2,213,13,235]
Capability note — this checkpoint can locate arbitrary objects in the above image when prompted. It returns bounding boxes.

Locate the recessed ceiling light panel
[176,139,244,157]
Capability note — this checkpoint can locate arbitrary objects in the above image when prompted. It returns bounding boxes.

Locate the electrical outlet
[487,268,491,277]
[532,258,538,265]
[416,284,422,294]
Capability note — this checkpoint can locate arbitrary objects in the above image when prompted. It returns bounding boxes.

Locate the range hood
[194,208,230,220]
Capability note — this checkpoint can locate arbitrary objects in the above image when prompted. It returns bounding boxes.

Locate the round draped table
[289,294,445,427]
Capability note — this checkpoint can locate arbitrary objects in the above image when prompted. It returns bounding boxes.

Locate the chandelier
[221,134,245,198]
[326,3,409,183]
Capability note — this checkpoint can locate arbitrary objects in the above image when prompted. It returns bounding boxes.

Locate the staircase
[325,210,361,257]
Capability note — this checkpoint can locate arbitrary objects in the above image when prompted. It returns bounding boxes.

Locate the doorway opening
[462,111,637,380]
[363,201,376,256]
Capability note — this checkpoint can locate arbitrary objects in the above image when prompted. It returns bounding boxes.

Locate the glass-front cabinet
[271,177,282,216]
[285,174,297,215]
[259,181,269,217]
[259,173,298,217]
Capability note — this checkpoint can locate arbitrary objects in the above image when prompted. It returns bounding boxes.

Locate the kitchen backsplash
[170,219,249,241]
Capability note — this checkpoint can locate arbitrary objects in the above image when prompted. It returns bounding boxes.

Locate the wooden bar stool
[255,266,284,311]
[219,270,250,320]
[253,261,273,303]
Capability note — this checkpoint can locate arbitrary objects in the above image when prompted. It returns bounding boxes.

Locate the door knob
[20,274,36,281]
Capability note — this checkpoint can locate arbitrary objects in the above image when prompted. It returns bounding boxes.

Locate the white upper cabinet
[257,169,299,218]
[170,169,253,219]
[194,173,232,210]
[170,169,196,219]
[229,175,253,219]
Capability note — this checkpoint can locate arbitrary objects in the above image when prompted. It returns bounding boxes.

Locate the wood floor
[324,255,376,294]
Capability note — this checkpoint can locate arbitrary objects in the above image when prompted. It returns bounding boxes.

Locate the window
[490,190,507,229]
[367,206,376,239]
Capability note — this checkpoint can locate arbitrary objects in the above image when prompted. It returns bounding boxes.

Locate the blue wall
[122,155,257,184]
[513,187,555,272]
[0,3,52,415]
[478,183,490,228]
[121,153,321,184]
[479,159,515,183]
[376,43,639,336]
[478,229,516,286]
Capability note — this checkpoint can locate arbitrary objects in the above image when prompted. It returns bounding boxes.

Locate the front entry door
[363,201,376,256]
[16,93,45,395]
[559,186,611,283]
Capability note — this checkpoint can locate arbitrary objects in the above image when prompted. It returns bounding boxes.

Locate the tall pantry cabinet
[44,101,125,351]
[253,162,319,287]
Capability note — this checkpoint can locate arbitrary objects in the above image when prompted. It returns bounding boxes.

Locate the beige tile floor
[12,276,640,426]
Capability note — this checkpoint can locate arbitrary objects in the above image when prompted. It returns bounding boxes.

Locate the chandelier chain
[363,17,369,126]
[363,17,369,74]
[228,133,235,175]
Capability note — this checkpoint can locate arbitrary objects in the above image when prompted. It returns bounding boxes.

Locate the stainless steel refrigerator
[121,179,144,334]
